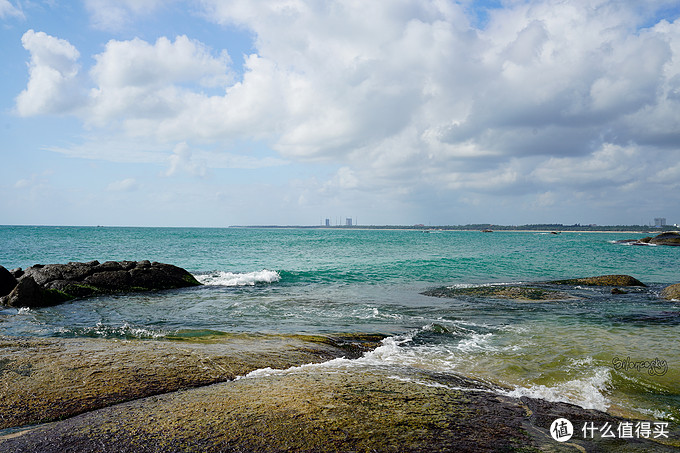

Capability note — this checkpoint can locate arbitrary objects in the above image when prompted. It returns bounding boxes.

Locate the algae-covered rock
[1,365,676,452]
[0,333,383,429]
[423,285,576,301]
[549,275,646,287]
[662,283,680,300]
[1,276,71,308]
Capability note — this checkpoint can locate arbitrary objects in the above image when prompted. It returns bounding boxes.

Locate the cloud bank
[14,0,680,223]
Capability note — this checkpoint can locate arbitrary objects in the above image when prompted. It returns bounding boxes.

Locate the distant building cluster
[323,217,355,226]
[655,217,667,227]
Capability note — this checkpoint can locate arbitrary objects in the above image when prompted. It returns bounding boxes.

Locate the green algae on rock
[0,333,384,430]
[548,275,646,287]
[1,365,677,452]
[423,285,577,301]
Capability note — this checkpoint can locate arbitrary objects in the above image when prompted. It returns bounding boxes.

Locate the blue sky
[1,0,680,227]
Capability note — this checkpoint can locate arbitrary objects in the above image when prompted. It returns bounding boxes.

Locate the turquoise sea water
[1,226,679,422]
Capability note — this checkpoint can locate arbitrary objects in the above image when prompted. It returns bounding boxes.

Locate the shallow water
[1,226,679,421]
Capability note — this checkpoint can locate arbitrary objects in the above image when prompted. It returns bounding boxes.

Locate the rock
[0,355,676,452]
[661,283,680,300]
[649,231,680,246]
[611,288,627,294]
[0,266,17,297]
[0,261,202,308]
[615,232,680,246]
[10,268,23,278]
[423,285,577,301]
[83,269,132,290]
[3,276,70,308]
[0,334,384,430]
[549,275,646,287]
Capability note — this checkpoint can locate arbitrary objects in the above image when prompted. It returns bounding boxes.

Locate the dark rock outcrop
[662,283,680,300]
[650,231,680,246]
[549,274,646,287]
[615,231,680,246]
[0,266,17,298]
[0,261,201,308]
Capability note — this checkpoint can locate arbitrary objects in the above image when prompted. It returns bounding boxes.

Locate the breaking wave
[499,366,612,411]
[195,269,281,286]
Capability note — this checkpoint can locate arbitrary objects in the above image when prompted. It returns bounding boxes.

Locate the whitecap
[195,269,281,286]
[499,366,612,411]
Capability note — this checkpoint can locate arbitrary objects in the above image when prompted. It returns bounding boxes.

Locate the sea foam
[195,270,281,286]
[499,366,612,411]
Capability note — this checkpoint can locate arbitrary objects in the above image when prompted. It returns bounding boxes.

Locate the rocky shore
[0,260,201,308]
[1,335,678,452]
[1,264,679,451]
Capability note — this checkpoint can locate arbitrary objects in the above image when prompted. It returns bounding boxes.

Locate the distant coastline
[229,224,678,233]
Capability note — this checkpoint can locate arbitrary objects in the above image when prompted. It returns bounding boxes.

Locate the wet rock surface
[650,232,680,246]
[548,274,647,287]
[0,261,202,308]
[1,361,677,452]
[662,283,680,300]
[0,333,383,429]
[422,285,577,301]
[614,232,680,247]
[422,275,654,302]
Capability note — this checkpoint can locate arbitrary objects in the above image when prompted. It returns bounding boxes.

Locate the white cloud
[0,0,23,19]
[13,1,680,223]
[84,0,165,31]
[106,178,139,192]
[532,143,642,186]
[165,142,207,177]
[532,191,557,209]
[15,30,84,116]
[88,35,231,128]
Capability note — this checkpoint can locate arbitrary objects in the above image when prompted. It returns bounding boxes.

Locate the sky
[1,0,680,227]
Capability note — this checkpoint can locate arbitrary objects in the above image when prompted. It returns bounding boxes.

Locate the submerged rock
[0,261,202,308]
[423,275,649,301]
[549,275,646,287]
[423,285,576,301]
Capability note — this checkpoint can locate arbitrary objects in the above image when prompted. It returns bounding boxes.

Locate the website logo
[550,418,574,442]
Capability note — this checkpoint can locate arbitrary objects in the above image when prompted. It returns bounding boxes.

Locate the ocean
[1,225,678,423]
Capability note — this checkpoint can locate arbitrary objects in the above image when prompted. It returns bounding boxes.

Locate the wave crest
[195,270,281,286]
